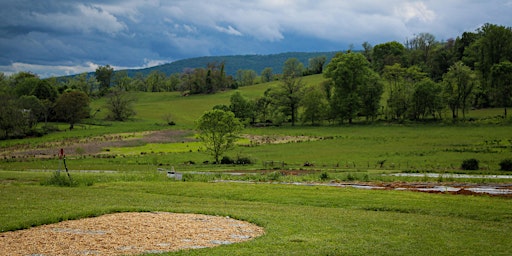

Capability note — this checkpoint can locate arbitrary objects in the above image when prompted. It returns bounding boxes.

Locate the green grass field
[1,75,512,255]
[1,177,511,255]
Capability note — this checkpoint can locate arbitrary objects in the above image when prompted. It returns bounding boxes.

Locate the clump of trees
[0,72,90,139]
[232,23,512,125]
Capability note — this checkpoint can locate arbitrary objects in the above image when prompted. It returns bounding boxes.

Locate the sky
[1,0,511,78]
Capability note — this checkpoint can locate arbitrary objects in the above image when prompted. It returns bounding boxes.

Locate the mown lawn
[1,177,510,255]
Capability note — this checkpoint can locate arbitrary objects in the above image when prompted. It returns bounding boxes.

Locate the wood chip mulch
[0,212,265,256]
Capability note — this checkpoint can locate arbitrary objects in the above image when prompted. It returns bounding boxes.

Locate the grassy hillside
[89,74,327,128]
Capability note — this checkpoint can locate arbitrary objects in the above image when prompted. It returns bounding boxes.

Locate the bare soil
[1,130,195,159]
[0,212,265,256]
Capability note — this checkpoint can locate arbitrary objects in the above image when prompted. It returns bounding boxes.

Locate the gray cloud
[1,0,511,77]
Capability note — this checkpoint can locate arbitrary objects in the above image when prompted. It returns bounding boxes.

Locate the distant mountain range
[119,51,340,77]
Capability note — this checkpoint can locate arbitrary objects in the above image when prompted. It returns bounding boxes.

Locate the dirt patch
[240,134,324,145]
[0,212,264,256]
[1,130,195,159]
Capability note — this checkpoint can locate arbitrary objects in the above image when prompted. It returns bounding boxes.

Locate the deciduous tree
[301,85,328,125]
[236,69,257,86]
[54,91,90,130]
[324,52,382,123]
[196,109,243,163]
[490,61,512,117]
[229,91,252,121]
[104,87,136,121]
[269,76,305,126]
[372,41,406,73]
[261,67,273,83]
[307,56,327,75]
[443,62,477,119]
[282,58,304,79]
[95,65,114,95]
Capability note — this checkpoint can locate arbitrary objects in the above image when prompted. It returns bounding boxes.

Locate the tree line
[1,23,511,138]
[223,23,512,126]
[0,53,326,138]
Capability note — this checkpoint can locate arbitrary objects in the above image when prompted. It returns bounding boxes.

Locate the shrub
[236,156,252,165]
[220,156,234,164]
[461,158,479,170]
[221,155,252,165]
[499,159,512,171]
[41,171,76,187]
[319,172,329,180]
[267,171,282,181]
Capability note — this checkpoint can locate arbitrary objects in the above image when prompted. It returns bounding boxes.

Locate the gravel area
[0,212,264,256]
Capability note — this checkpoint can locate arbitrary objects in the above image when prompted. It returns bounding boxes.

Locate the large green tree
[471,24,512,81]
[301,84,328,125]
[95,65,114,95]
[372,41,406,73]
[54,91,90,130]
[104,88,136,121]
[261,67,274,83]
[30,79,57,102]
[490,61,512,117]
[282,58,304,79]
[383,64,427,120]
[269,76,305,126]
[307,56,327,75]
[236,69,257,86]
[410,78,444,120]
[0,95,26,138]
[406,33,439,74]
[196,109,243,163]
[145,70,166,92]
[112,71,132,91]
[18,95,44,129]
[359,72,384,121]
[443,62,478,119]
[324,52,382,123]
[229,91,253,121]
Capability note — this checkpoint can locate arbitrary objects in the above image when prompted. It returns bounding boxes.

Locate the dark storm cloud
[1,0,511,77]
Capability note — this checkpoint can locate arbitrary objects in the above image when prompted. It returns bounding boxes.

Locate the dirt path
[0,212,264,256]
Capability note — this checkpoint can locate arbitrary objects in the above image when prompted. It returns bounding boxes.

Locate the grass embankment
[1,178,511,255]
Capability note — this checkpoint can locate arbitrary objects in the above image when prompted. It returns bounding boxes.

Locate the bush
[235,156,252,165]
[41,171,76,187]
[220,155,252,165]
[461,158,479,170]
[266,171,282,181]
[499,159,512,171]
[220,156,234,164]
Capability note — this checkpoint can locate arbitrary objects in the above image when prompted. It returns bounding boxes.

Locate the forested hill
[121,51,338,77]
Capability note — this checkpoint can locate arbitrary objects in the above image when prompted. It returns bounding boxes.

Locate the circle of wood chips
[0,212,264,255]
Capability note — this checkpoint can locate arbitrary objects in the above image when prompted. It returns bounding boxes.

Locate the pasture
[1,74,512,255]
